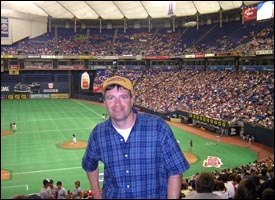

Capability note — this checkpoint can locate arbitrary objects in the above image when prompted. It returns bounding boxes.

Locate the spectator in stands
[26,194,42,199]
[49,179,58,198]
[39,178,53,199]
[213,180,229,199]
[262,188,274,200]
[232,174,242,190]
[234,178,258,199]
[71,180,83,199]
[56,181,68,199]
[220,173,235,199]
[82,75,190,199]
[12,194,42,199]
[11,194,27,199]
[257,172,274,199]
[185,171,222,199]
[261,167,270,182]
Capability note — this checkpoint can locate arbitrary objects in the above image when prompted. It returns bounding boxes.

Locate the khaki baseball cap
[102,75,133,95]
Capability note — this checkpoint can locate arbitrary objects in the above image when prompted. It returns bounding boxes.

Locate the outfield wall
[134,105,274,149]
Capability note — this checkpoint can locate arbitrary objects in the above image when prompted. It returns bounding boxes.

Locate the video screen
[257,1,274,21]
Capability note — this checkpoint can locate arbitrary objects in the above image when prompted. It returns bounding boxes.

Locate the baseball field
[1,99,259,198]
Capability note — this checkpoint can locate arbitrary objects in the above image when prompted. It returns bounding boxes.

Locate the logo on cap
[102,76,133,95]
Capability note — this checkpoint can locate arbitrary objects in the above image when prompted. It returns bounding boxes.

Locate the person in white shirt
[72,134,76,144]
[56,181,68,199]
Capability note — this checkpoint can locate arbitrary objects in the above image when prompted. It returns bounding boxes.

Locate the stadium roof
[1,1,262,20]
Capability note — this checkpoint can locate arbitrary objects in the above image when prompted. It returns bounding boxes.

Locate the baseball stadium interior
[1,1,274,199]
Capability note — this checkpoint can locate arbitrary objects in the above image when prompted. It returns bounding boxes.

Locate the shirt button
[126,170,129,173]
[125,154,128,158]
[120,139,123,142]
[127,185,130,188]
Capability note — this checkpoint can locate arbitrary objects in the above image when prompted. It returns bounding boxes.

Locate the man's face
[104,86,134,123]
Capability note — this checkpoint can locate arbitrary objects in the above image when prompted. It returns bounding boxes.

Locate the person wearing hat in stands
[82,75,190,199]
[39,178,52,199]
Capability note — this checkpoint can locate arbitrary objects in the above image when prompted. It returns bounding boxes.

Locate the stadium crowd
[93,68,274,130]
[11,155,273,199]
[1,20,273,56]
[181,155,274,199]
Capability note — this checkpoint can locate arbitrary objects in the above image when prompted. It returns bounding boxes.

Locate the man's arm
[86,167,102,199]
[167,174,182,199]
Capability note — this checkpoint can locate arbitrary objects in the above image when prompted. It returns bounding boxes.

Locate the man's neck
[112,112,136,129]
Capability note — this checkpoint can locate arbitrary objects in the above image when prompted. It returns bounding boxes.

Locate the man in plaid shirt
[82,75,190,199]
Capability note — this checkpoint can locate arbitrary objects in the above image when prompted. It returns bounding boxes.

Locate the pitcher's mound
[59,141,87,149]
[183,152,198,164]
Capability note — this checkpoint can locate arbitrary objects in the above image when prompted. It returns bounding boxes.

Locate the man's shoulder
[95,119,111,129]
[135,113,170,131]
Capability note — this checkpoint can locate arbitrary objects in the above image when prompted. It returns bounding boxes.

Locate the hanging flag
[167,1,176,17]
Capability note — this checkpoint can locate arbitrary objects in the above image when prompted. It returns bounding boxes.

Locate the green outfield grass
[1,99,257,199]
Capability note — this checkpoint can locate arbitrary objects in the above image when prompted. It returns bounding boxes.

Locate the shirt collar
[106,107,139,132]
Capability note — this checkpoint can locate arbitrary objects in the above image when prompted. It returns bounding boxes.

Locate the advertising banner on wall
[8,65,20,75]
[1,82,70,95]
[243,7,257,22]
[1,17,9,38]
[92,85,102,93]
[81,71,90,90]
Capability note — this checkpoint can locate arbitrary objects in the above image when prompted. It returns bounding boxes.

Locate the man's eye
[121,95,129,100]
[106,96,114,101]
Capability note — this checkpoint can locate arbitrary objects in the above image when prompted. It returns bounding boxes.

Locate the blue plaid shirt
[82,109,190,199]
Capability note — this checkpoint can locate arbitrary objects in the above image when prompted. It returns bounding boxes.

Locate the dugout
[243,122,274,149]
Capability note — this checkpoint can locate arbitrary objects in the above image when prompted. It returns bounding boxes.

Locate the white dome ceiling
[1,1,261,20]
